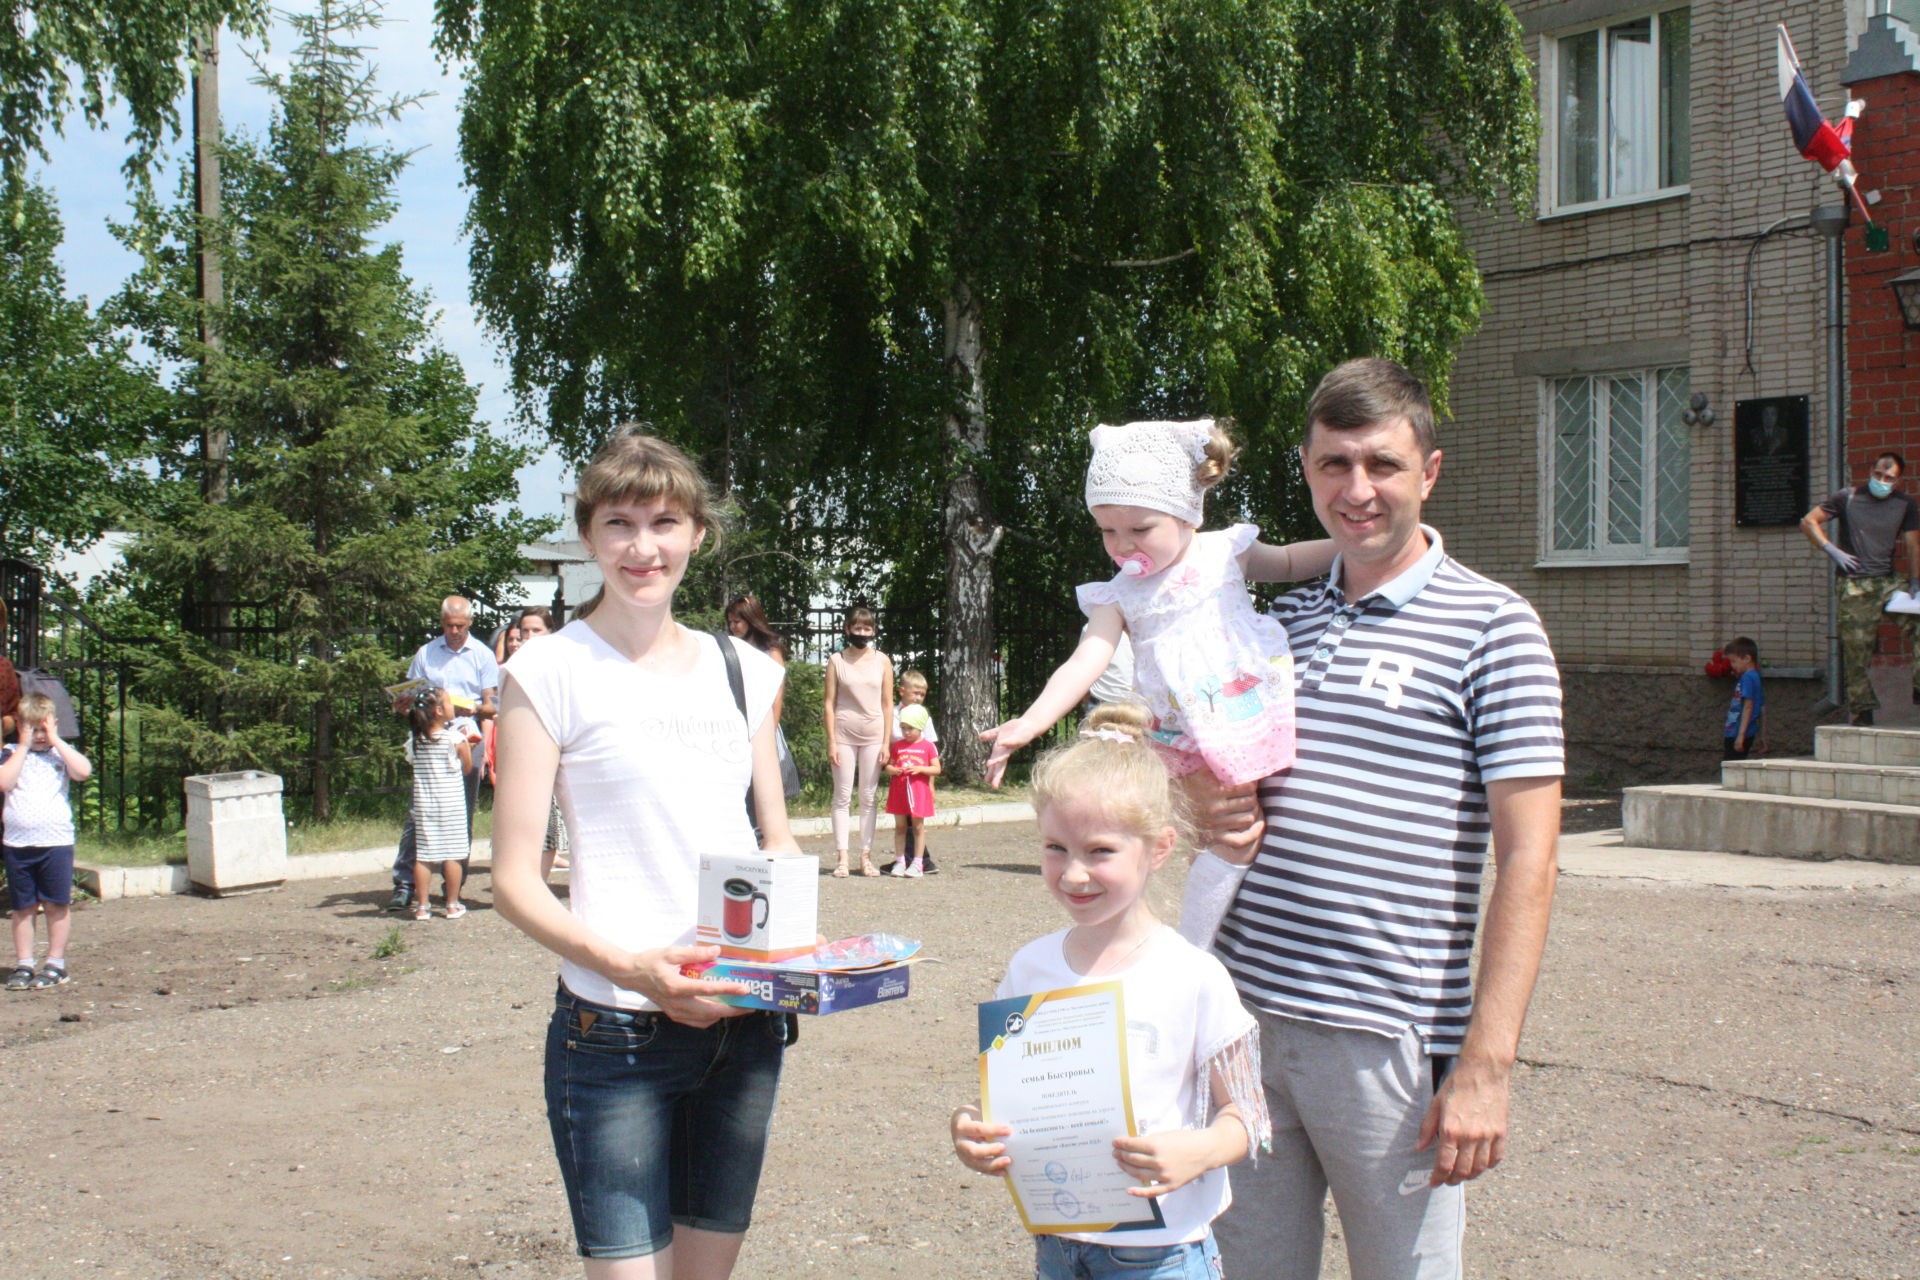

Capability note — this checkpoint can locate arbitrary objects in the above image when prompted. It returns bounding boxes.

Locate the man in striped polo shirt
[1206,359,1564,1279]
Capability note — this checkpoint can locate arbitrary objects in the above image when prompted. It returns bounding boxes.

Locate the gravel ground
[1,820,1915,1280]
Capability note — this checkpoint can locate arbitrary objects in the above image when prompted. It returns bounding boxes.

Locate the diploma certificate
[977,981,1164,1235]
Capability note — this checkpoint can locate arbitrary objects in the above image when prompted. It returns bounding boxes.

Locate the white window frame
[1538,4,1692,218]
[1536,366,1692,568]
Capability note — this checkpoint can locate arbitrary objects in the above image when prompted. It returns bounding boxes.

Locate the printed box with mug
[682,956,914,1016]
[696,852,819,961]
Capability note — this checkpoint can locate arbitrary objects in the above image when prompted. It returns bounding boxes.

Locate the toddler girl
[885,704,940,877]
[952,704,1269,1280]
[982,418,1334,944]
[407,688,475,920]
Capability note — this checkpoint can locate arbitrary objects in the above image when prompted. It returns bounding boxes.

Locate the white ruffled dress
[1076,523,1296,786]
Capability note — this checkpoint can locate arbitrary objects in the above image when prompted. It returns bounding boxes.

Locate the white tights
[830,741,883,852]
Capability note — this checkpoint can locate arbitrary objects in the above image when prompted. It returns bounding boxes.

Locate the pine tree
[0,184,169,564]
[119,0,545,818]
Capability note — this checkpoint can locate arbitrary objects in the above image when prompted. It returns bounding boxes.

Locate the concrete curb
[1558,828,1920,890]
[75,801,1043,901]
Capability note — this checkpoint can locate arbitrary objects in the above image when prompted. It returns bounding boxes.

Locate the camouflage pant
[1837,575,1920,713]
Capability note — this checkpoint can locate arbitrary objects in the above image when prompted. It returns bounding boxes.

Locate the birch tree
[440,0,1537,780]
[0,0,268,184]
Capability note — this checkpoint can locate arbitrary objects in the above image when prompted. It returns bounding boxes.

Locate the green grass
[76,808,495,867]
[371,926,408,959]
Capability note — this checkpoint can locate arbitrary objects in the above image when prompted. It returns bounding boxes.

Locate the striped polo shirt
[1215,528,1563,1055]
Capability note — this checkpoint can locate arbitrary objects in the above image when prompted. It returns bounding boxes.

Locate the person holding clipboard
[951,704,1268,1280]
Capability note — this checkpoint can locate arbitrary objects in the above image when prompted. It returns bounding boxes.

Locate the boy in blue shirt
[0,692,93,990]
[1722,637,1765,760]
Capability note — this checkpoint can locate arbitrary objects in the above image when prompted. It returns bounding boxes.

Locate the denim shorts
[544,983,789,1260]
[1035,1231,1224,1280]
[3,844,74,911]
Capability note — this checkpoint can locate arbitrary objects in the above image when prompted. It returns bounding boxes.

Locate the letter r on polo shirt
[1358,653,1414,710]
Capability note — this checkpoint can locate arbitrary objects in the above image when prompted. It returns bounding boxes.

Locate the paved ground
[1,820,1916,1280]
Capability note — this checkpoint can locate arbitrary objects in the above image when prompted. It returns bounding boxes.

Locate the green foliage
[0,0,268,185]
[372,924,407,959]
[112,0,549,816]
[0,184,171,563]
[443,0,1538,765]
[778,654,830,807]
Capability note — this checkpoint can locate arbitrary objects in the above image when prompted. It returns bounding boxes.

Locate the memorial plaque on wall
[1734,396,1810,527]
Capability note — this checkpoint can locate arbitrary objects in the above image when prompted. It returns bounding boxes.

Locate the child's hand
[979,717,1040,788]
[951,1105,1012,1175]
[1113,1128,1225,1197]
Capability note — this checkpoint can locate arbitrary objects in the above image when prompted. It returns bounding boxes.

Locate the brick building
[1431,0,1920,783]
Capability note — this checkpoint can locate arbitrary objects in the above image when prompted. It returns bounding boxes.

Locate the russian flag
[1777,25,1854,172]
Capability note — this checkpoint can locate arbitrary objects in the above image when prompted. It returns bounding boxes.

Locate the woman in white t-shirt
[492,430,802,1280]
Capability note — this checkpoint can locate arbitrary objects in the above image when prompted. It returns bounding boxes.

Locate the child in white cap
[885,703,941,877]
[982,419,1334,943]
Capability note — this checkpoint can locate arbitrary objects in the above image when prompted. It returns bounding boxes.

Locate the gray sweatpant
[1215,1011,1464,1280]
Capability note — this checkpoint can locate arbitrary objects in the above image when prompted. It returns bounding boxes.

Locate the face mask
[1869,478,1895,499]
[848,633,873,648]
[1115,552,1155,578]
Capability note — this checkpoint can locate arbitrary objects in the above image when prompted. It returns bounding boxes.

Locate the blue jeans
[544,984,789,1260]
[1035,1232,1223,1279]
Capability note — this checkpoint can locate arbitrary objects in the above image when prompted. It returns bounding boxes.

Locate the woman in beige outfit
[822,606,894,876]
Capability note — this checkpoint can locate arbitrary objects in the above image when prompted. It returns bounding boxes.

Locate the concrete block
[183,771,288,896]
[1622,784,1920,863]
[1722,759,1920,809]
[1817,726,1920,767]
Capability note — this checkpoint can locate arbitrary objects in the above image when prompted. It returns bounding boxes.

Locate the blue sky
[32,0,574,534]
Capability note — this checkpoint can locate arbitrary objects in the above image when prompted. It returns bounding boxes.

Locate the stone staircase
[1621,727,1920,864]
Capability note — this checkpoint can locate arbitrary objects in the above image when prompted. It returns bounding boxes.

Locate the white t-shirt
[0,746,76,846]
[505,621,784,1010]
[996,926,1256,1247]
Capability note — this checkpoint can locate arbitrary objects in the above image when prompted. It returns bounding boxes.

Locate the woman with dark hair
[0,598,18,739]
[727,596,801,808]
[822,605,893,877]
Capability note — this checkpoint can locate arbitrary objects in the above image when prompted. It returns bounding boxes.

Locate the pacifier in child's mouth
[1115,552,1155,578]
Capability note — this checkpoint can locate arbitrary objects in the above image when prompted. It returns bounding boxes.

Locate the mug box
[696,852,819,961]
[683,958,913,1016]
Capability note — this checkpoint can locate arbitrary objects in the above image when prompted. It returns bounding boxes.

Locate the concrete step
[1722,758,1920,808]
[1621,784,1920,863]
[1816,725,1920,767]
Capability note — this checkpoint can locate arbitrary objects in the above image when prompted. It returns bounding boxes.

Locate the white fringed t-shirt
[996,926,1267,1247]
[505,621,783,1010]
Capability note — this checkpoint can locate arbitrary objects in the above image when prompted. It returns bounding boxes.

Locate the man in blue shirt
[388,597,500,911]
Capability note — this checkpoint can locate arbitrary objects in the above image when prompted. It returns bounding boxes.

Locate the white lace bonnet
[1083,419,1216,526]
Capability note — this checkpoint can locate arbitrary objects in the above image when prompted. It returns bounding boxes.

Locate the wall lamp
[1892,267,1920,332]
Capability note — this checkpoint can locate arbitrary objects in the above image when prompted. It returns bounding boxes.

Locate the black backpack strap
[713,632,759,838]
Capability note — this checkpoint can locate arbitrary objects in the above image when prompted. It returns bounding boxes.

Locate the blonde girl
[823,605,894,876]
[491,429,801,1280]
[982,419,1335,944]
[952,704,1269,1280]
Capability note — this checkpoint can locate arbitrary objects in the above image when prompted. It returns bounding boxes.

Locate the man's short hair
[1723,636,1759,661]
[441,595,473,620]
[1875,451,1906,475]
[1304,358,1436,456]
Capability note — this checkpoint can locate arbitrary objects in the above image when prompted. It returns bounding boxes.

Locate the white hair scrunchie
[1083,419,1215,526]
[1079,726,1138,744]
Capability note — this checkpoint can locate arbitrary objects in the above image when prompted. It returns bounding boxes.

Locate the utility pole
[193,25,228,507]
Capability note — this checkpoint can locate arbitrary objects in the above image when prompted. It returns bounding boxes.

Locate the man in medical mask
[1802,451,1920,725]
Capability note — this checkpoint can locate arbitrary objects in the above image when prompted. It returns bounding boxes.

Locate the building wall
[1430,0,1857,783]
